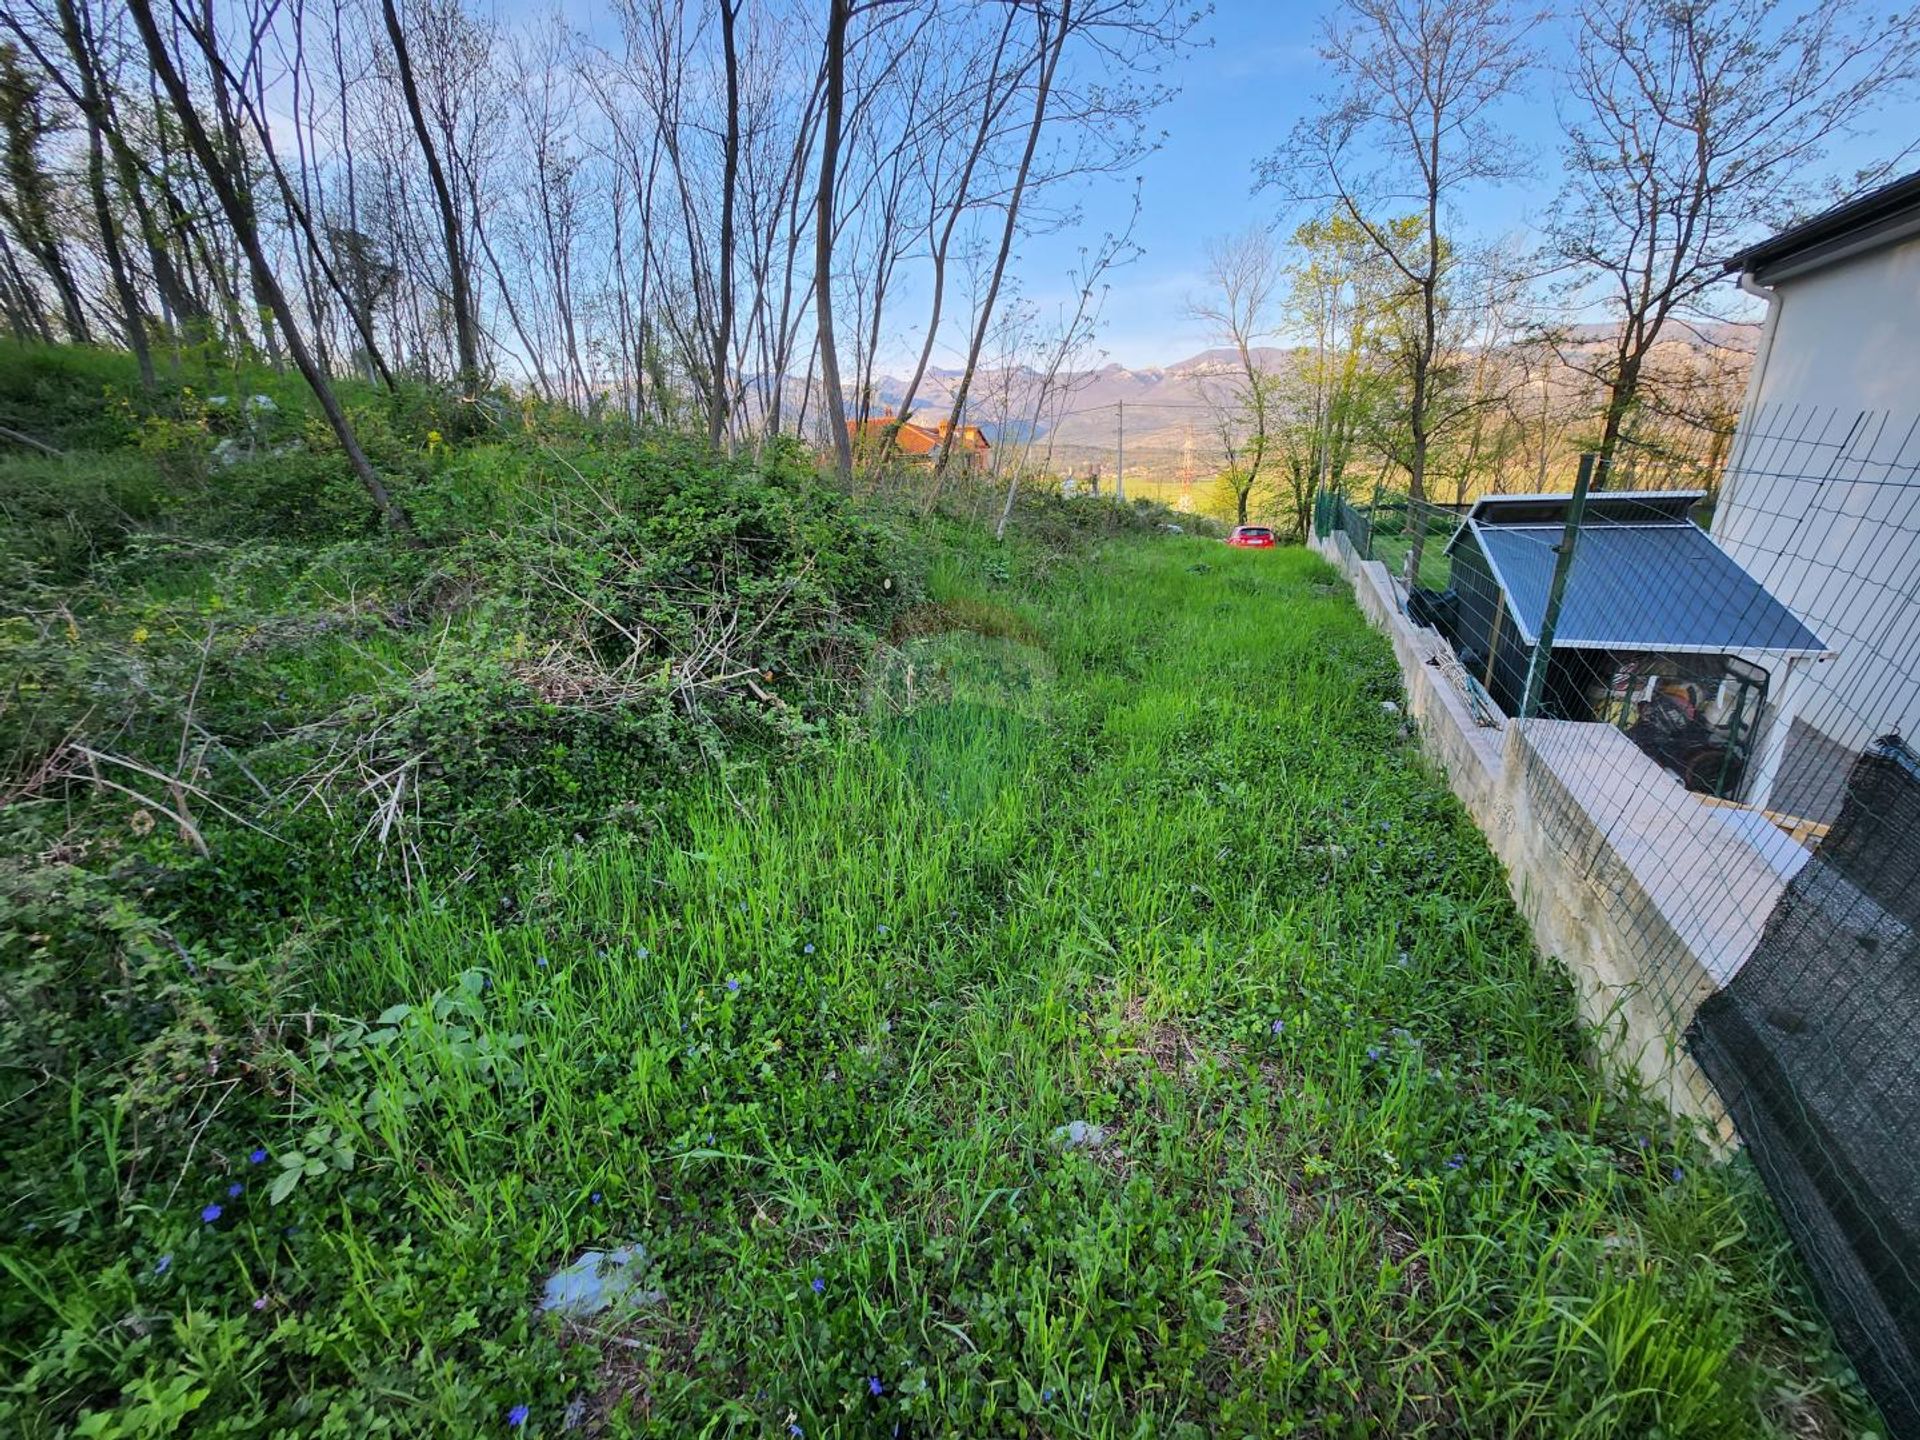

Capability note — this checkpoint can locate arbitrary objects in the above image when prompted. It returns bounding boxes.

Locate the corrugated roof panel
[1474,522,1829,654]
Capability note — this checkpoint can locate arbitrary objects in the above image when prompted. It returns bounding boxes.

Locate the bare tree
[127,0,412,534]
[1191,229,1283,527]
[1261,0,1537,507]
[1548,0,1920,480]
[0,42,91,342]
[382,0,482,394]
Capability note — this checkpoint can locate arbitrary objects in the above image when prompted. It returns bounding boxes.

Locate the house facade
[847,408,990,472]
[1714,171,1920,822]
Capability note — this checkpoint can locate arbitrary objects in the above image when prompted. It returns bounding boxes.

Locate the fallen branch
[0,424,62,457]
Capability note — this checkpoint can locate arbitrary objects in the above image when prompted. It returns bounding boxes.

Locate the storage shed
[1443,491,1831,794]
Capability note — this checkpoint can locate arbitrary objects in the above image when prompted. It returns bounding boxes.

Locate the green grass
[2,534,1873,1436]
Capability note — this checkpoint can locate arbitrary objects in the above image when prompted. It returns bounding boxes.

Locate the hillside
[855,324,1757,494]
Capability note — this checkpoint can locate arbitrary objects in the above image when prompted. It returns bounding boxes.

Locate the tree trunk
[382,0,481,395]
[1592,351,1640,490]
[129,0,413,536]
[814,0,853,482]
[0,229,52,339]
[707,0,741,448]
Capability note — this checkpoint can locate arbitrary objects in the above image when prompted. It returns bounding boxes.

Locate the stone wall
[1311,530,1800,1133]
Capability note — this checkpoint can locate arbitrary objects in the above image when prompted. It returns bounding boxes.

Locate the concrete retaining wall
[1312,530,1796,1131]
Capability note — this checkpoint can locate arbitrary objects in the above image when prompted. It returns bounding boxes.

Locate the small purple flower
[1042,1388,1055,1402]
[876,924,889,936]
[228,1182,244,1198]
[507,1402,529,1428]
[154,1254,173,1275]
[1635,1136,1649,1150]
[1671,1165,1685,1182]
[868,1376,884,1397]
[201,1203,223,1224]
[537,956,549,968]
[1446,1154,1464,1170]
[1366,1046,1382,1062]
[789,1426,803,1438]
[591,1192,602,1205]
[811,1276,825,1295]
[726,978,741,993]
[248,1148,267,1164]
[803,943,815,955]
[252,1295,268,1312]
[1270,1019,1285,1036]
[637,946,650,960]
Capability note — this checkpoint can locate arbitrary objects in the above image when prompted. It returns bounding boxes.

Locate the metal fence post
[1364,483,1383,560]
[1519,452,1594,720]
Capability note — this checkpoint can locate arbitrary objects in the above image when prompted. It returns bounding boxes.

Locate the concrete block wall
[1312,530,1769,1131]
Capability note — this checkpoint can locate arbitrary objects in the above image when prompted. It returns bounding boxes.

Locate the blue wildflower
[228,1182,243,1198]
[1446,1154,1464,1170]
[637,946,650,960]
[811,1276,825,1295]
[789,1426,803,1438]
[591,1192,603,1205]
[1270,1019,1285,1035]
[201,1203,222,1224]
[154,1254,173,1275]
[248,1148,267,1164]
[803,943,815,955]
[726,978,741,993]
[1671,1165,1685,1182]
[507,1403,529,1428]
[876,924,889,936]
[1042,1388,1054,1402]
[537,956,549,968]
[1367,1046,1382,1062]
[868,1377,884,1397]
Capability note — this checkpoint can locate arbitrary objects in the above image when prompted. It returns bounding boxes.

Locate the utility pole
[1115,400,1126,504]
[1519,452,1595,719]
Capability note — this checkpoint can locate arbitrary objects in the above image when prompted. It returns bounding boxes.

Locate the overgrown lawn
[4,534,1872,1435]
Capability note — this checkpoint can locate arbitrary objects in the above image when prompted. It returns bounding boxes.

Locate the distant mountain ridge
[791,321,1753,474]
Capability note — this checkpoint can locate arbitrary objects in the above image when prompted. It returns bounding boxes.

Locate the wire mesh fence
[1319,412,1920,1435]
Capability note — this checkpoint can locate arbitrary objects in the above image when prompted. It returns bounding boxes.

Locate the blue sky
[1017,0,1920,369]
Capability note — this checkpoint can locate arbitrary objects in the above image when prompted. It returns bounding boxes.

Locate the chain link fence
[1318,412,1920,1435]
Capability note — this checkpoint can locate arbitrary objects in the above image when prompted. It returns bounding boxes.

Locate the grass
[3,528,1875,1434]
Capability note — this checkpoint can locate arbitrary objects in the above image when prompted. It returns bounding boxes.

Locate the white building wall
[1716,234,1920,818]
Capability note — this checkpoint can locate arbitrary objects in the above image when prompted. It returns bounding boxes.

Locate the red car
[1225,525,1277,548]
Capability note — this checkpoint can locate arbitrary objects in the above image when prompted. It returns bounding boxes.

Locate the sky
[1008,0,1920,371]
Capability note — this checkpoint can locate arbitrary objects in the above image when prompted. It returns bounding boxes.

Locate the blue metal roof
[1465,521,1829,655]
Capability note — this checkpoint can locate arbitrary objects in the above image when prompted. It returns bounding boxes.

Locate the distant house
[847,408,990,472]
[1714,170,1920,821]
